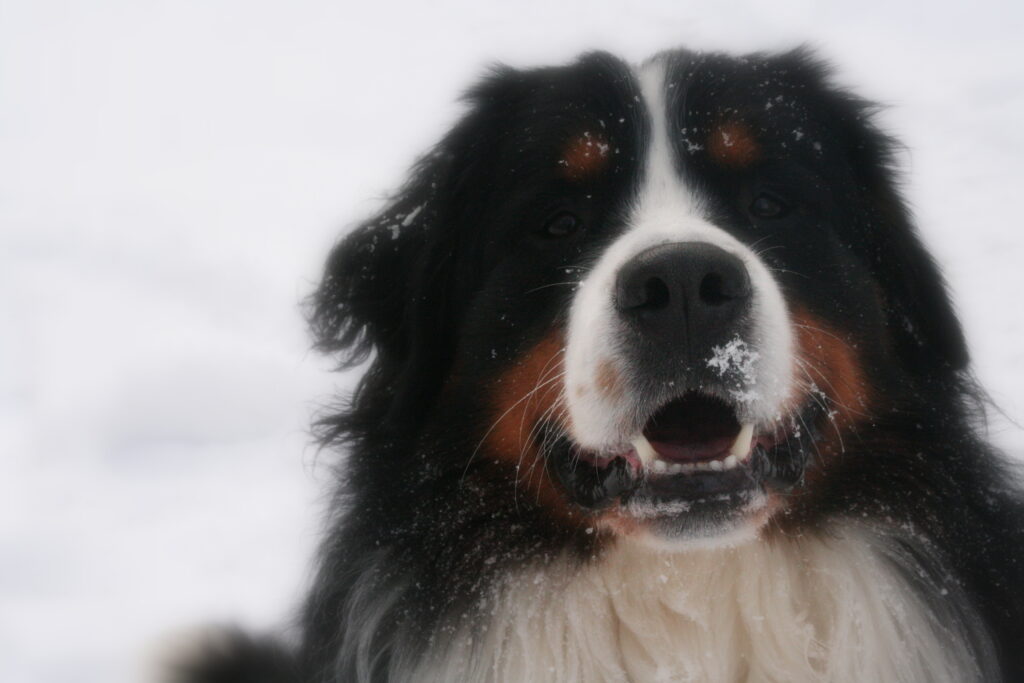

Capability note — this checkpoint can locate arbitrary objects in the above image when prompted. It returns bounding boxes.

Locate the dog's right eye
[748,193,790,219]
[540,212,583,239]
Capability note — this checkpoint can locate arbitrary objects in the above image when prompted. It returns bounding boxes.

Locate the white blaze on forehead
[633,57,704,229]
[563,56,794,452]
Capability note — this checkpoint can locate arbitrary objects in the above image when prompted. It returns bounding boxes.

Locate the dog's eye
[749,193,789,219]
[541,212,582,239]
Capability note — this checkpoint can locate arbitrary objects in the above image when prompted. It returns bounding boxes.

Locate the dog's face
[313,49,967,548]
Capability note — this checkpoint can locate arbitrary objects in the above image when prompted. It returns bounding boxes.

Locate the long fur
[409,523,993,682]
[172,47,1024,683]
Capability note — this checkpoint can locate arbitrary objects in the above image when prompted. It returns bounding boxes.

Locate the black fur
[179,48,1024,681]
[164,629,299,683]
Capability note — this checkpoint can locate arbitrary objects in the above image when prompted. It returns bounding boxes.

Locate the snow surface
[1,1,1022,681]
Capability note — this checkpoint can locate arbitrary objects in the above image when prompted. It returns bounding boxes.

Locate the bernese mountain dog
[174,47,1024,682]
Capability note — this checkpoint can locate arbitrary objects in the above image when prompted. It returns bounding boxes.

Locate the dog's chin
[610,472,774,549]
[613,500,772,552]
[548,391,800,546]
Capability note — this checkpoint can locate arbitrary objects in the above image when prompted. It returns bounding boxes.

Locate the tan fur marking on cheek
[708,120,760,168]
[559,131,610,180]
[792,309,871,433]
[484,333,570,511]
[775,311,875,530]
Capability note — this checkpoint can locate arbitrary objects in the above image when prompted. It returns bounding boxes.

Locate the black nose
[614,242,752,350]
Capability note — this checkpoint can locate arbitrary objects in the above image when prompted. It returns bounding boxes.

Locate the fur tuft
[157,627,298,683]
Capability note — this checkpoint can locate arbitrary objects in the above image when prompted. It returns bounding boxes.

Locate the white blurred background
[2,1,1022,681]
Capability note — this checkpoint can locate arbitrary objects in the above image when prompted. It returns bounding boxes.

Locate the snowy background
[2,1,1023,681]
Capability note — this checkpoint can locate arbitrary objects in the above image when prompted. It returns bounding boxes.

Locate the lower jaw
[547,435,801,543]
[614,480,771,546]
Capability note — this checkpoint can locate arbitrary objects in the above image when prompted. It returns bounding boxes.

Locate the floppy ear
[779,49,968,377]
[310,169,440,369]
[309,70,518,434]
[840,103,969,376]
[777,49,968,378]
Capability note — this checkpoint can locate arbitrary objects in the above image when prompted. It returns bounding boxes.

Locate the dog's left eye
[540,212,583,239]
[749,193,790,219]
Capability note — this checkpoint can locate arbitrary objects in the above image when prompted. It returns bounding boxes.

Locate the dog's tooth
[709,459,724,471]
[722,454,738,470]
[693,461,709,471]
[668,462,683,474]
[730,423,755,459]
[652,459,667,474]
[681,462,696,473]
[631,434,659,466]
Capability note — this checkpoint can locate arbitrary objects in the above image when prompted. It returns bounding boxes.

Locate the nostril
[642,277,671,311]
[616,272,672,312]
[615,242,751,319]
[699,273,732,306]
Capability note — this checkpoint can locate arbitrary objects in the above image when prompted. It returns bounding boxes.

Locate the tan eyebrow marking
[559,131,611,180]
[708,120,760,168]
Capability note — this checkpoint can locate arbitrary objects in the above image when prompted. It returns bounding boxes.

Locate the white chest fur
[412,524,989,683]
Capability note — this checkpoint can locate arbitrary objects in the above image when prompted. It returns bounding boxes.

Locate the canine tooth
[723,454,738,470]
[631,435,659,466]
[730,423,755,459]
[709,459,724,471]
[669,462,683,474]
[652,459,667,474]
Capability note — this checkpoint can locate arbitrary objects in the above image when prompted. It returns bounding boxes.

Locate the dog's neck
[408,522,990,682]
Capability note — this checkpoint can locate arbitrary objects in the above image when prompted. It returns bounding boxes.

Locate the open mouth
[569,392,758,478]
[634,393,754,474]
[548,391,778,515]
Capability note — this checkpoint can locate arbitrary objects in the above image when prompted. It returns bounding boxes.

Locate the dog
[174,47,1024,682]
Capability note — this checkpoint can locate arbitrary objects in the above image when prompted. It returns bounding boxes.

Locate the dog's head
[312,49,967,548]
